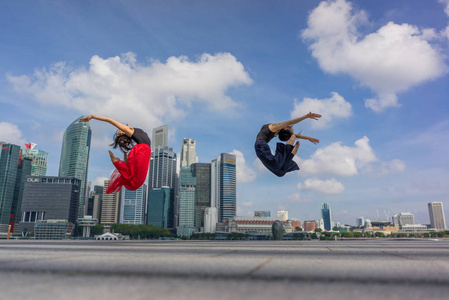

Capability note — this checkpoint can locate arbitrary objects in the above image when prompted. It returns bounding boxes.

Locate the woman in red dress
[80,115,151,194]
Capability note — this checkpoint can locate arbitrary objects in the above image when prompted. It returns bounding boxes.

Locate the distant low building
[225,216,293,234]
[34,219,73,240]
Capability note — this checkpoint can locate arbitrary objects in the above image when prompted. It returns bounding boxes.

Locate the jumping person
[80,115,151,194]
[255,112,321,177]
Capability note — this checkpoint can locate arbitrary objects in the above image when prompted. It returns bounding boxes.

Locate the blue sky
[1,0,449,226]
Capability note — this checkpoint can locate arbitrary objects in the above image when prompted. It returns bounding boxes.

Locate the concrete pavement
[1,239,449,299]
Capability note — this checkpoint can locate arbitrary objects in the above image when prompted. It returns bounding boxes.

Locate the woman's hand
[307,112,322,120]
[308,137,320,145]
[109,150,119,163]
[80,115,94,122]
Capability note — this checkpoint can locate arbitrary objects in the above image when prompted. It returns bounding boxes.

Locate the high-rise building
[356,217,365,228]
[100,180,121,228]
[211,153,236,222]
[277,210,288,221]
[192,163,211,229]
[120,184,147,225]
[303,220,316,232]
[152,125,168,148]
[16,176,80,235]
[321,203,332,231]
[181,138,197,167]
[178,166,196,236]
[204,207,218,233]
[22,143,48,176]
[148,146,177,189]
[59,116,91,218]
[255,211,271,217]
[0,143,33,233]
[392,212,414,228]
[147,187,174,228]
[428,202,446,230]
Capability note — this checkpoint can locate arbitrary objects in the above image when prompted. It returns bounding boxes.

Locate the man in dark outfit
[255,112,321,177]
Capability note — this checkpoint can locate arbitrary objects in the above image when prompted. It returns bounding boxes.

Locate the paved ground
[1,239,449,300]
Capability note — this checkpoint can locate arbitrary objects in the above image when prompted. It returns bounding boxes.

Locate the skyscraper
[22,143,48,176]
[204,207,218,233]
[428,202,446,230]
[178,166,196,236]
[321,203,332,231]
[147,187,174,228]
[211,153,236,222]
[100,180,120,229]
[148,146,177,189]
[192,163,211,229]
[181,138,197,167]
[0,143,32,232]
[152,125,168,148]
[119,184,147,225]
[59,116,91,218]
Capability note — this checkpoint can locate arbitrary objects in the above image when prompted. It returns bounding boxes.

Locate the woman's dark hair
[110,131,134,153]
[278,129,293,142]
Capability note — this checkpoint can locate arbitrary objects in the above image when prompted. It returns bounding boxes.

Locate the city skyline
[1,0,449,225]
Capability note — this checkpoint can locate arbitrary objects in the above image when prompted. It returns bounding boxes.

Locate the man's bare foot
[109,150,119,163]
[292,141,300,155]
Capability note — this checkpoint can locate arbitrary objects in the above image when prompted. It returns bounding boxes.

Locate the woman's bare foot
[292,141,300,155]
[109,150,119,163]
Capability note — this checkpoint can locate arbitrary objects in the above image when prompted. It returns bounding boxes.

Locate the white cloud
[7,52,252,129]
[440,0,449,16]
[302,0,447,112]
[298,178,345,194]
[93,176,109,187]
[230,149,257,183]
[286,193,313,203]
[298,136,377,176]
[0,122,27,146]
[290,92,352,129]
[242,201,253,207]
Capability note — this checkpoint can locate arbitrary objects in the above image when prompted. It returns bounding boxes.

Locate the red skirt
[106,144,151,194]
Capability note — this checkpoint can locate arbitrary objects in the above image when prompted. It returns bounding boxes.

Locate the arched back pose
[80,115,151,194]
[255,112,321,177]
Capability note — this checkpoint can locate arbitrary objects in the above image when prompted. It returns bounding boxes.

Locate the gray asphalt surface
[1,239,449,300]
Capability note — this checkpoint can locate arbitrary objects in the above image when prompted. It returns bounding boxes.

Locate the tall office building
[192,163,211,229]
[22,143,48,176]
[428,202,446,230]
[356,217,365,228]
[147,187,174,228]
[100,180,121,228]
[120,184,147,225]
[181,138,197,167]
[0,143,32,232]
[59,116,91,218]
[321,203,332,231]
[152,125,168,148]
[204,207,218,233]
[148,146,177,189]
[178,166,196,236]
[211,153,236,222]
[17,176,80,235]
[392,212,414,228]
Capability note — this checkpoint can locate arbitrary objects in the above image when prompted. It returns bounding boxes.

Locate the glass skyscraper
[22,144,48,176]
[148,146,177,189]
[147,187,174,228]
[211,153,236,222]
[321,203,332,231]
[192,163,211,229]
[120,184,147,225]
[178,166,196,235]
[428,202,446,230]
[59,116,91,218]
[0,143,32,233]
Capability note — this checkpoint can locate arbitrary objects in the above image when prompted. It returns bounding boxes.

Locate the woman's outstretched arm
[268,112,321,133]
[295,134,319,145]
[80,115,134,137]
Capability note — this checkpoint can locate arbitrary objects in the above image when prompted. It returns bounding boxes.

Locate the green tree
[91,224,104,236]
[314,228,322,233]
[295,226,303,231]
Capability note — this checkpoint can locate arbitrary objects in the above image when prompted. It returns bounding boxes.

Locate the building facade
[148,146,177,189]
[22,144,48,176]
[59,116,91,218]
[178,166,196,236]
[17,176,80,235]
[204,207,218,233]
[254,211,271,217]
[152,125,168,148]
[392,212,415,228]
[100,180,121,228]
[180,138,197,167]
[147,187,174,228]
[120,184,147,225]
[211,153,236,222]
[303,220,316,232]
[321,203,332,231]
[192,163,211,229]
[428,202,447,230]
